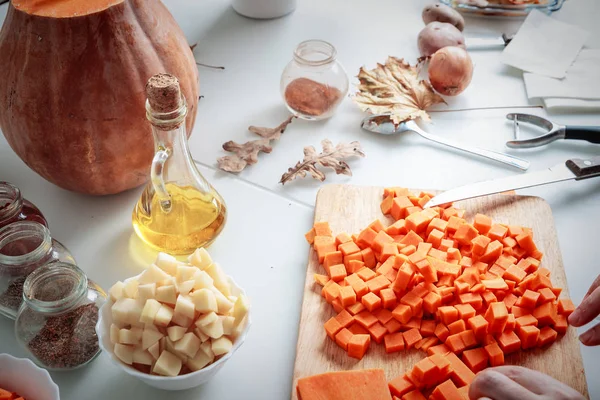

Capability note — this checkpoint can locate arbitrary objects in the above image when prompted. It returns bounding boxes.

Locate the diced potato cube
[155,252,179,275]
[157,276,176,288]
[210,287,234,314]
[140,299,162,324]
[193,270,214,290]
[176,266,198,283]
[110,324,120,344]
[220,316,236,336]
[186,348,213,371]
[199,341,215,361]
[123,279,139,299]
[133,349,154,366]
[138,283,156,302]
[204,263,231,297]
[112,298,143,326]
[188,248,213,270]
[109,281,126,302]
[233,294,250,328]
[177,280,195,295]
[198,318,224,339]
[114,343,134,365]
[119,327,142,345]
[164,338,188,362]
[156,285,177,304]
[195,311,218,327]
[153,350,182,377]
[211,336,233,356]
[173,332,201,358]
[191,289,218,313]
[174,295,195,321]
[194,328,210,343]
[167,325,187,342]
[171,313,193,328]
[154,304,174,327]
[138,264,171,285]
[148,341,160,360]
[142,327,164,350]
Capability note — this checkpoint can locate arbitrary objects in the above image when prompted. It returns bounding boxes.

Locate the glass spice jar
[0,182,48,229]
[280,40,349,121]
[0,221,75,319]
[15,262,106,371]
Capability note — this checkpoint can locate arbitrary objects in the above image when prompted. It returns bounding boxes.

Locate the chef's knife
[466,34,513,50]
[424,156,600,208]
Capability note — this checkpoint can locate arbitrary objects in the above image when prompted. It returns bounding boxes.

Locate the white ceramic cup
[232,0,297,19]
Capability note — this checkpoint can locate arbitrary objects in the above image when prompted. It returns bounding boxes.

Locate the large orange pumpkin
[0,0,199,195]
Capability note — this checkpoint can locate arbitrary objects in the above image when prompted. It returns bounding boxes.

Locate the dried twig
[217,116,296,173]
[280,140,365,185]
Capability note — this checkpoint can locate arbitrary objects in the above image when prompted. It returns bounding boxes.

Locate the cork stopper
[146,73,183,113]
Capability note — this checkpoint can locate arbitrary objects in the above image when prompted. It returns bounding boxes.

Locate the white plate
[0,354,60,400]
[95,274,251,391]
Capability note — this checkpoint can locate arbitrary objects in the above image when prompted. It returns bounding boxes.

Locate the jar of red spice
[0,221,75,319]
[15,262,106,370]
[0,182,48,229]
[281,40,349,120]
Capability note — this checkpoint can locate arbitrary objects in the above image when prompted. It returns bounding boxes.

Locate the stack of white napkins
[501,10,597,111]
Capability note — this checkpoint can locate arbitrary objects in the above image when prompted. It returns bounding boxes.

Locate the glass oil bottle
[132,74,226,254]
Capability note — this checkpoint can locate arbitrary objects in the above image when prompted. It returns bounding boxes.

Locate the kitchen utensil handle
[566,156,600,180]
[418,130,530,170]
[565,126,600,144]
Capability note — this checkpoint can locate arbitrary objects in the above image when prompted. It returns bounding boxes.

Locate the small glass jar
[0,221,75,319]
[15,262,106,370]
[280,40,349,121]
[0,182,48,229]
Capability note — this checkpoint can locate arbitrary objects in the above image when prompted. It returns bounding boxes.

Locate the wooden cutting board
[291,184,588,399]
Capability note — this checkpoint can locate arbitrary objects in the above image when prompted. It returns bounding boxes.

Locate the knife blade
[466,34,513,50]
[424,156,600,208]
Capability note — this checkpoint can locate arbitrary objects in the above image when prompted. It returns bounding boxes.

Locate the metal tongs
[506,113,600,148]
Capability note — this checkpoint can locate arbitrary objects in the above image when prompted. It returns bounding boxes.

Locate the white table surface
[1,0,599,399]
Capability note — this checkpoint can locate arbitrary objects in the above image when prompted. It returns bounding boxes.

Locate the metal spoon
[361,114,530,171]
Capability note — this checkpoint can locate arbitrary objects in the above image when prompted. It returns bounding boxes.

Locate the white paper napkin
[501,10,589,79]
[543,98,600,111]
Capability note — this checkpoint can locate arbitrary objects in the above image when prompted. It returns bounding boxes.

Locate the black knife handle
[565,126,600,144]
[566,156,600,180]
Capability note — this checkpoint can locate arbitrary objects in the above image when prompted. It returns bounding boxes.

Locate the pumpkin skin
[0,0,199,195]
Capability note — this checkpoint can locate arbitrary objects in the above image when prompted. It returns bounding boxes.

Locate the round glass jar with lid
[0,221,75,319]
[280,40,349,121]
[0,182,48,229]
[15,262,106,370]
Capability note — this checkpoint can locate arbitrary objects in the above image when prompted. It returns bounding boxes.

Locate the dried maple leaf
[352,56,446,125]
[217,116,295,173]
[280,140,365,185]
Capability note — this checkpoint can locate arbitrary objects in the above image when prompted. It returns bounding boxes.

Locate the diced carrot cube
[453,224,479,247]
[447,319,466,335]
[322,281,341,303]
[373,308,394,325]
[558,299,576,317]
[484,302,508,333]
[355,310,378,328]
[532,301,558,327]
[518,325,540,349]
[515,314,538,329]
[445,352,475,386]
[387,219,409,236]
[367,274,391,294]
[401,245,417,256]
[445,333,466,353]
[368,321,388,344]
[488,264,505,277]
[479,240,503,264]
[384,332,406,353]
[473,214,492,234]
[391,196,414,220]
[359,248,376,269]
[502,293,518,310]
[403,389,427,400]
[484,342,504,366]
[357,267,376,281]
[401,292,424,314]
[381,194,395,215]
[339,285,357,307]
[487,224,508,241]
[335,232,353,246]
[537,326,558,347]
[440,239,456,252]
[313,221,332,237]
[331,298,344,313]
[334,309,354,328]
[503,264,527,283]
[380,288,398,309]
[446,216,465,233]
[506,313,516,331]
[335,328,353,350]
[305,228,316,244]
[324,316,343,340]
[385,318,403,334]
[404,328,423,349]
[497,330,521,354]
[338,240,361,256]
[402,317,422,331]
[434,323,450,342]
[420,319,437,337]
[351,279,369,300]
[538,287,557,304]
[389,375,415,398]
[314,274,330,287]
[381,243,400,263]
[454,280,470,295]
[413,357,438,386]
[400,231,425,248]
[438,306,459,325]
[357,228,378,249]
[343,251,363,272]
[511,305,528,318]
[427,229,445,249]
[458,292,483,310]
[482,290,498,307]
[377,257,396,277]
[362,292,382,312]
[517,289,540,309]
[516,232,537,255]
[344,273,362,287]
[459,330,477,350]
[347,334,371,360]
[423,292,442,314]
[348,322,370,335]
[392,304,413,324]
[462,347,489,373]
[314,236,337,263]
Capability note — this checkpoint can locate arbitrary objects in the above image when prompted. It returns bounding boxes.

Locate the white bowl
[96,275,251,391]
[0,354,60,400]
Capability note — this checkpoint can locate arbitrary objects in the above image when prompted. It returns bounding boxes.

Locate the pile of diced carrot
[304,187,575,399]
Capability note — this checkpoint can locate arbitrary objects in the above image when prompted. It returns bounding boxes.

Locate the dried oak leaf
[280,140,365,185]
[352,56,446,125]
[217,116,295,173]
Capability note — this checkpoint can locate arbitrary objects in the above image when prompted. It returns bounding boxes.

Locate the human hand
[469,366,585,400]
[568,274,600,346]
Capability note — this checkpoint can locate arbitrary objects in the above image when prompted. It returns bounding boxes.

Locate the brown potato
[422,3,465,32]
[417,22,465,57]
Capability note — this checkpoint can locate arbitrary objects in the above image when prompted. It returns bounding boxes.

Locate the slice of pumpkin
[297,369,393,400]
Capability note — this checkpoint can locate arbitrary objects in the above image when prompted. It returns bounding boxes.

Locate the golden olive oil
[132,184,226,254]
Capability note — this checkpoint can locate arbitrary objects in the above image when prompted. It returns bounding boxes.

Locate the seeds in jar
[284,77,342,117]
